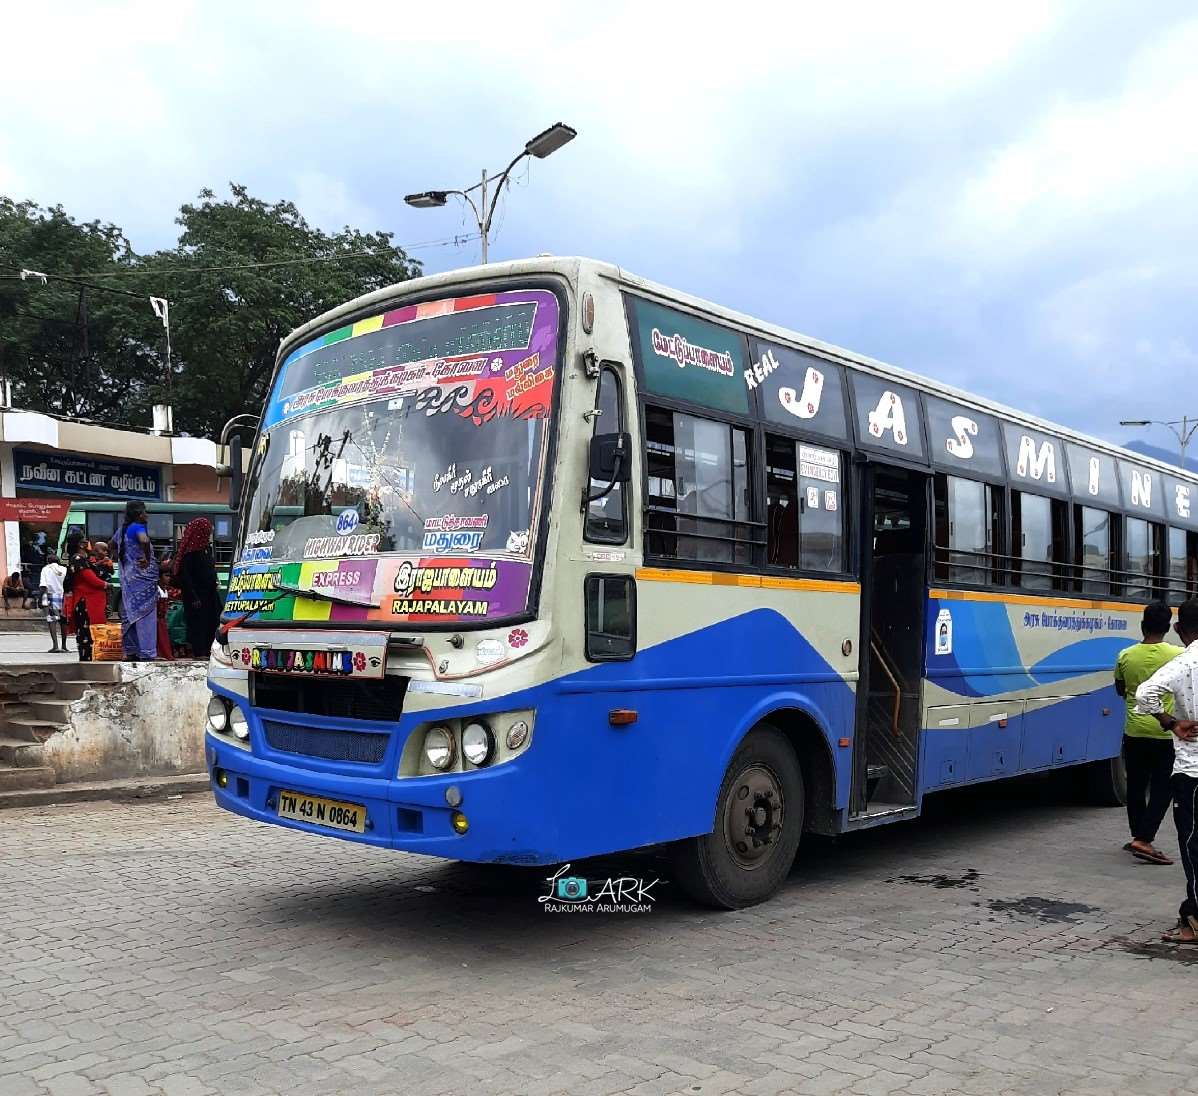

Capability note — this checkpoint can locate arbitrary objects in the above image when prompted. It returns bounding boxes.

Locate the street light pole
[404,123,576,265]
[1119,416,1198,468]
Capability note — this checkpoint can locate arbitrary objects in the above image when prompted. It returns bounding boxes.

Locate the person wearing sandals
[1115,601,1182,865]
[1134,597,1198,945]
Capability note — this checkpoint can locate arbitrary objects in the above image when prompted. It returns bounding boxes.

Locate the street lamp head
[404,191,449,209]
[525,122,577,159]
[1119,420,1152,427]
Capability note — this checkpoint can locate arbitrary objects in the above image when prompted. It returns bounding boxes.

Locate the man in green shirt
[1115,600,1182,864]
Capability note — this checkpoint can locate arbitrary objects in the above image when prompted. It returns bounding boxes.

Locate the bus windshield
[229,287,560,627]
[245,390,547,561]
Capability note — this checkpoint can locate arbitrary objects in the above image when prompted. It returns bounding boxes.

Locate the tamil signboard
[0,498,73,523]
[12,448,162,500]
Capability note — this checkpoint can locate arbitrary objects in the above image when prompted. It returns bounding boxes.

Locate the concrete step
[0,765,55,792]
[28,699,73,723]
[0,671,59,700]
[3,717,62,743]
[48,663,121,684]
[0,736,43,766]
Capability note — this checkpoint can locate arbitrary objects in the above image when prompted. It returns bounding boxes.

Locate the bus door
[851,463,928,818]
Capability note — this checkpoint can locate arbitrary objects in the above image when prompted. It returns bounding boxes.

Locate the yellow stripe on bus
[636,567,860,595]
[928,587,1135,613]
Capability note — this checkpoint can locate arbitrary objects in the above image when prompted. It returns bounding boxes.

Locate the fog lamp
[451,811,469,834]
[215,769,229,789]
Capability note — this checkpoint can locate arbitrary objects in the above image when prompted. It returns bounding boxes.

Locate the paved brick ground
[2,780,1196,1096]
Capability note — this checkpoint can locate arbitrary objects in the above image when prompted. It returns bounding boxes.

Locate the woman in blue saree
[117,500,159,660]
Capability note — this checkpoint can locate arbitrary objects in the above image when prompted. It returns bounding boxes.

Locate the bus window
[1075,506,1112,596]
[584,368,628,544]
[1124,517,1163,599]
[766,436,799,569]
[766,436,845,573]
[933,474,993,585]
[1167,527,1188,603]
[646,408,754,566]
[1013,491,1067,591]
[86,511,118,541]
[146,512,173,542]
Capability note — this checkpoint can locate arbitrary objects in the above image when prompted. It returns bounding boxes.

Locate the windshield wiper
[274,581,380,610]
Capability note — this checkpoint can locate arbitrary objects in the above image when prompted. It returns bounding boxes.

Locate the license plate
[277,790,366,833]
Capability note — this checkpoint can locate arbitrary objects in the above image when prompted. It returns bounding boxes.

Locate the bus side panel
[554,604,858,855]
[208,603,856,865]
[922,592,1133,790]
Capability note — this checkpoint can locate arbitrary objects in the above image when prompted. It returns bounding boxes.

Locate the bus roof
[63,501,232,512]
[277,255,1196,488]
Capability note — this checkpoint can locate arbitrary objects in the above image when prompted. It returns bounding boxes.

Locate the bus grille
[252,673,408,722]
[262,721,389,765]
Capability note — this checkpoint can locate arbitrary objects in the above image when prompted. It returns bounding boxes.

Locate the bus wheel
[1083,753,1128,807]
[670,726,804,909]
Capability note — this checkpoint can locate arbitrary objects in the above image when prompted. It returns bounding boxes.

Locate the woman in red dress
[64,534,110,662]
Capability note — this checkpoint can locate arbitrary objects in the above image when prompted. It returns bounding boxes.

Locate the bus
[59,501,237,586]
[204,257,1198,909]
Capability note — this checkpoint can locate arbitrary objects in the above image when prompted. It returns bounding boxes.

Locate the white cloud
[952,18,1198,256]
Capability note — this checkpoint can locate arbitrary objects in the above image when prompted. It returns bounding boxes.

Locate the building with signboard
[0,407,239,580]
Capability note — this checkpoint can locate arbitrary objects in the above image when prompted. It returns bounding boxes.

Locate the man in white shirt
[1135,597,1198,944]
[38,552,69,654]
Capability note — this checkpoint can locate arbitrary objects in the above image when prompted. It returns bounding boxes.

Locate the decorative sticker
[423,515,488,554]
[240,529,275,562]
[824,489,838,512]
[934,608,953,655]
[806,486,820,509]
[303,533,381,559]
[628,296,749,415]
[799,444,839,484]
[265,290,558,431]
[221,556,533,627]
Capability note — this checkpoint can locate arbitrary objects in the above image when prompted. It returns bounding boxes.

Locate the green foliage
[0,185,421,437]
[0,198,161,423]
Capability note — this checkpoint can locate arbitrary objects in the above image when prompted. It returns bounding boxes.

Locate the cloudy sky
[3,2,1196,455]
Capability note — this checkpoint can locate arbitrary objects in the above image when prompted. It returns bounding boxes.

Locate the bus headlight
[206,696,229,733]
[461,722,493,767]
[424,726,455,771]
[229,707,250,741]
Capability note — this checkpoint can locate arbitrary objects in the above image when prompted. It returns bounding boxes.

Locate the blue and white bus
[205,257,1198,907]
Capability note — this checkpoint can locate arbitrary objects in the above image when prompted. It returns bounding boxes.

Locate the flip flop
[1162,924,1198,944]
[1131,846,1175,865]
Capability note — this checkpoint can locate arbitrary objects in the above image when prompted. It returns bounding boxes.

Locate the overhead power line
[0,232,480,285]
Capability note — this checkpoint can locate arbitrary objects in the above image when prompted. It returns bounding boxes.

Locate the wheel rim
[721,763,786,871]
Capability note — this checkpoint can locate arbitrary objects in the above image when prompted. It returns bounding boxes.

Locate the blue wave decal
[926,600,1036,697]
[1029,636,1136,682]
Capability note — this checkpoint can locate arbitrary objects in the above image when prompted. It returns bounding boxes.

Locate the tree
[0,185,421,437]
[142,185,421,438]
[0,199,162,424]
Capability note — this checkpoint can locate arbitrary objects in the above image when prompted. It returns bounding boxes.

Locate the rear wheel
[670,726,804,909]
[1083,753,1128,807]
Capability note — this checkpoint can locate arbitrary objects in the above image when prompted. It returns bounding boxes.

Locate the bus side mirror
[229,435,244,512]
[589,431,632,486]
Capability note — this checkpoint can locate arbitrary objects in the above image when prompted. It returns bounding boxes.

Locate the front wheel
[670,726,804,909]
[1083,752,1128,807]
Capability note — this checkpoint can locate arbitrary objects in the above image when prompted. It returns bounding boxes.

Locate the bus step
[866,765,890,800]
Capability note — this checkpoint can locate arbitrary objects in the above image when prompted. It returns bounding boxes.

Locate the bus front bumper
[205,733,560,864]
